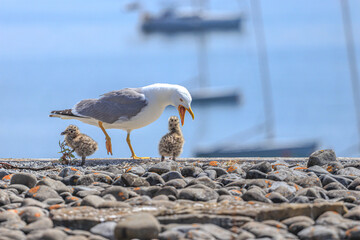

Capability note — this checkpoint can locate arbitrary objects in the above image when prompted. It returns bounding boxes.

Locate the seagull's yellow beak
[178,105,195,126]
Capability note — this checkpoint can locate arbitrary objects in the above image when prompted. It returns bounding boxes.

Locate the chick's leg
[81,156,86,166]
[126,132,150,159]
[98,121,112,155]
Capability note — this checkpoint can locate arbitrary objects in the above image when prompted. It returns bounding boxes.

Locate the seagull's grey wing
[74,88,148,124]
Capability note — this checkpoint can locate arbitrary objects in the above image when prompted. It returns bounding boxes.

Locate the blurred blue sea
[0,0,360,158]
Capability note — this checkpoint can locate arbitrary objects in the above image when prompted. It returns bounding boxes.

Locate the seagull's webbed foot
[131,155,150,160]
[105,136,113,155]
[98,121,113,155]
[126,132,150,160]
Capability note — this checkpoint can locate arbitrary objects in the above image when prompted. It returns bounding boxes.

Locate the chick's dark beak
[61,131,66,135]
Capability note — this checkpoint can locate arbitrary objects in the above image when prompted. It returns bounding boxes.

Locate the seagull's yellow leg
[98,121,112,155]
[126,132,150,159]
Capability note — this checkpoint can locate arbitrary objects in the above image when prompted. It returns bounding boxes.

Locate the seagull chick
[50,83,194,159]
[61,125,98,165]
[159,116,184,161]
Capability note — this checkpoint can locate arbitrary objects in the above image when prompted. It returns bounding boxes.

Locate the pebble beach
[1,150,360,239]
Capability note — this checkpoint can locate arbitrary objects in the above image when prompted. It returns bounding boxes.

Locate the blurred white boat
[190,87,241,105]
[141,9,242,33]
[195,141,318,157]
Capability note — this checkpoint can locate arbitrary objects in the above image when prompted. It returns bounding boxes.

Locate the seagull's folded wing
[74,88,148,124]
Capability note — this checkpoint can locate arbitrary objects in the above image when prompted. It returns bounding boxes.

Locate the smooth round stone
[206,167,228,177]
[323,182,347,191]
[101,186,129,201]
[246,170,267,179]
[0,191,10,206]
[337,167,360,177]
[80,195,105,208]
[121,173,149,187]
[266,192,288,203]
[164,179,187,189]
[114,213,160,240]
[76,175,95,186]
[37,178,70,194]
[91,173,113,184]
[21,198,47,208]
[187,176,216,189]
[127,166,146,176]
[148,161,179,175]
[181,166,203,177]
[154,186,178,198]
[345,226,360,239]
[7,184,29,194]
[145,173,165,186]
[307,149,337,167]
[10,173,37,188]
[98,201,130,208]
[161,171,183,182]
[90,221,116,240]
[21,217,53,233]
[26,185,62,202]
[38,229,68,240]
[18,206,46,224]
[0,227,26,240]
[249,161,272,174]
[59,167,80,178]
[204,170,217,180]
[297,225,341,240]
[178,187,218,201]
[242,188,271,203]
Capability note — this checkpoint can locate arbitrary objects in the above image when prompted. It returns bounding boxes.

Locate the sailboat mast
[250,0,275,141]
[340,0,360,152]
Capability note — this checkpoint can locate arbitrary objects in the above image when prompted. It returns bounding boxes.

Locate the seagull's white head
[171,85,195,126]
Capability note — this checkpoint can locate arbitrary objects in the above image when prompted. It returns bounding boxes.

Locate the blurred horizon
[1,0,360,159]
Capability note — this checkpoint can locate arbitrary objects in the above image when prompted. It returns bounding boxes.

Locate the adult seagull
[50,83,194,159]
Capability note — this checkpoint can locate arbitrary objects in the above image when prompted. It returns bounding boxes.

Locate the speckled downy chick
[61,125,98,165]
[159,116,184,161]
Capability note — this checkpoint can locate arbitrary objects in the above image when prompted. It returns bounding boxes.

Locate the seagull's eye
[180,98,184,102]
